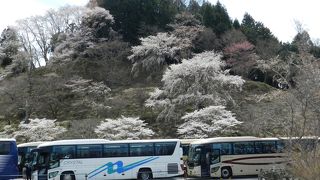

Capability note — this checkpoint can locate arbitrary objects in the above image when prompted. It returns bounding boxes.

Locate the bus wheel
[221,167,232,179]
[138,169,153,180]
[60,172,75,180]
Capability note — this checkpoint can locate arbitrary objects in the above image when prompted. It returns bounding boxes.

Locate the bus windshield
[188,144,202,166]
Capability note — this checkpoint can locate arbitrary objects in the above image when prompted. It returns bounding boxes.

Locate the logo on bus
[88,157,159,179]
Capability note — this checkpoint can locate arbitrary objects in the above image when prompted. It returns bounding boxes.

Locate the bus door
[31,148,49,180]
[201,147,221,177]
[187,145,202,177]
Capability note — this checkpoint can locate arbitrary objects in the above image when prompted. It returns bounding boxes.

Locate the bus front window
[49,152,60,169]
[188,145,202,167]
[210,149,220,164]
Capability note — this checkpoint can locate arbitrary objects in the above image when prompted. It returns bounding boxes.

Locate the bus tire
[221,167,232,179]
[60,171,76,180]
[138,168,153,180]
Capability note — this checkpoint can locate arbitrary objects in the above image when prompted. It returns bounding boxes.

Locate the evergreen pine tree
[233,19,240,29]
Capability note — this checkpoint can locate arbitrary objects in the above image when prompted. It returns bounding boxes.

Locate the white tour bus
[31,139,183,180]
[18,142,46,175]
[187,136,287,178]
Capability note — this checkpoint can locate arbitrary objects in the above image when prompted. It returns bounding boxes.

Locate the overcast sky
[209,0,320,43]
[0,0,319,43]
[0,0,88,33]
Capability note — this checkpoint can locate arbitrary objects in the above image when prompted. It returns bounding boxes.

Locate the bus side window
[0,142,10,155]
[130,143,154,156]
[104,144,129,157]
[276,140,285,152]
[53,146,75,159]
[220,143,232,155]
[233,142,254,154]
[155,142,176,156]
[77,145,102,158]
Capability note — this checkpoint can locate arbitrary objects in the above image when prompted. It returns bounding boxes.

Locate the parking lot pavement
[15,177,258,180]
[170,177,258,180]
[14,176,258,180]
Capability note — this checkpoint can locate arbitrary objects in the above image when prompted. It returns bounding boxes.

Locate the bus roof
[38,139,109,147]
[190,136,279,144]
[0,138,16,142]
[180,139,200,144]
[278,136,320,140]
[107,139,180,144]
[18,141,46,148]
[38,139,180,147]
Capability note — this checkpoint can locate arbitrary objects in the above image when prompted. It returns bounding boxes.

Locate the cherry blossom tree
[128,32,192,77]
[0,118,66,142]
[177,106,242,138]
[64,76,111,116]
[145,51,244,136]
[0,125,13,138]
[223,40,258,78]
[51,7,115,64]
[95,116,154,140]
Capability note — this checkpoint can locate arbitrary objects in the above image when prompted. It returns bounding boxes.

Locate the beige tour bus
[187,136,287,178]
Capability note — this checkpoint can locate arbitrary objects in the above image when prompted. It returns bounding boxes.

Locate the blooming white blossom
[51,7,114,64]
[82,7,114,26]
[65,76,111,98]
[0,125,13,138]
[177,106,242,138]
[95,116,154,140]
[128,32,192,76]
[146,51,245,124]
[4,118,67,142]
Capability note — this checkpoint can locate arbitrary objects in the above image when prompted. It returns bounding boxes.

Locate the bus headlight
[49,171,59,178]
[211,167,220,173]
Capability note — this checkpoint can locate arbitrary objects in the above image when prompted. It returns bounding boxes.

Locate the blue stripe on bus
[88,156,159,179]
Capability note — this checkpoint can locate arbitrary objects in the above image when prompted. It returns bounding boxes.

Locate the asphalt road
[14,175,258,180]
[171,177,257,180]
[14,178,257,180]
[14,177,258,180]
[14,178,258,180]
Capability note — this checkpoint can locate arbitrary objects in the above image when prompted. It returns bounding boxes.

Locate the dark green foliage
[96,0,183,43]
[310,46,320,58]
[240,13,281,58]
[188,0,201,15]
[278,42,298,59]
[233,19,240,29]
[200,1,232,36]
[241,13,277,44]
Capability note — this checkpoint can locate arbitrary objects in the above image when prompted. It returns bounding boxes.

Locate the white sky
[1,0,319,43]
[209,0,320,43]
[0,0,88,33]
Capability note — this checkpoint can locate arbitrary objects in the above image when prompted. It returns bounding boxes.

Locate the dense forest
[0,0,319,144]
